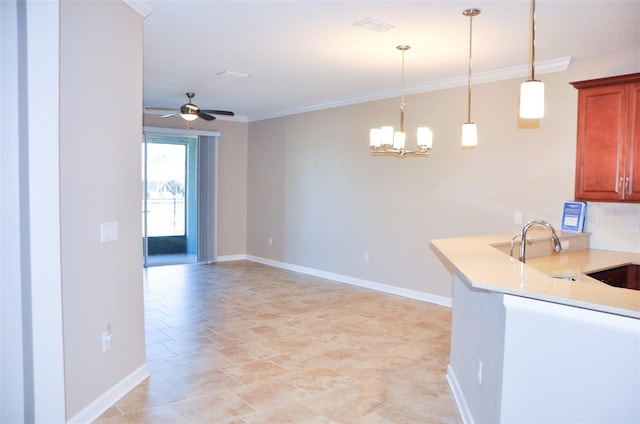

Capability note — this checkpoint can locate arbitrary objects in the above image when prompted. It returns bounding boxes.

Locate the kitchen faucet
[518,219,563,263]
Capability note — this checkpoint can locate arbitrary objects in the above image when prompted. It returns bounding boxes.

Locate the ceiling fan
[145,92,234,121]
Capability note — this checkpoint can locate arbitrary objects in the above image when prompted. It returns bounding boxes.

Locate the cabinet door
[575,84,628,201]
[626,82,640,201]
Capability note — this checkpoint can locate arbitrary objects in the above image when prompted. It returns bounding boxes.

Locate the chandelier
[369,45,433,157]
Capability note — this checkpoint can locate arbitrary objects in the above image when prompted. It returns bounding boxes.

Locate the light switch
[100,222,119,243]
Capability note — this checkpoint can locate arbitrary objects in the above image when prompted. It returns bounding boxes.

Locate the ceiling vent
[353,18,394,33]
[216,70,250,79]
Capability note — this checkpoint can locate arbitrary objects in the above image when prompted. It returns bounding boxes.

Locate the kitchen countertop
[431,233,640,319]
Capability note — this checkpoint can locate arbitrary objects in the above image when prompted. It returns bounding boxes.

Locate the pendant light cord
[467,12,473,123]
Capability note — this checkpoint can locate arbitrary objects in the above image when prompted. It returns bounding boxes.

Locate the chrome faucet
[519,219,562,263]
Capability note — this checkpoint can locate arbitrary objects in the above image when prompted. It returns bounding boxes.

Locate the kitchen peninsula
[431,232,640,424]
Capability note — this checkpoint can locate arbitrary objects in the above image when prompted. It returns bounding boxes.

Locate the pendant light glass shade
[462,122,478,147]
[417,127,433,149]
[519,79,544,118]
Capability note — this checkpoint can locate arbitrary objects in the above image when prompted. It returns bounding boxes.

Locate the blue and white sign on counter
[561,201,587,232]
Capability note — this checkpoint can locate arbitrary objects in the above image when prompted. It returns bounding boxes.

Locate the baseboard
[447,364,473,424]
[245,255,452,307]
[215,254,249,262]
[67,363,149,424]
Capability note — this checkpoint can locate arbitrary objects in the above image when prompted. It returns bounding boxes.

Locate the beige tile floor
[96,261,461,423]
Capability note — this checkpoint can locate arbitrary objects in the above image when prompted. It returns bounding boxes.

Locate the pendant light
[519,0,544,118]
[370,45,433,157]
[462,8,480,147]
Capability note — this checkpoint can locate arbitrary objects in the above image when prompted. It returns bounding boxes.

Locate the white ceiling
[143,0,640,122]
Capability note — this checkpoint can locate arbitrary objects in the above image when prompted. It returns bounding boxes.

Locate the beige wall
[142,115,249,257]
[60,1,146,418]
[247,47,640,299]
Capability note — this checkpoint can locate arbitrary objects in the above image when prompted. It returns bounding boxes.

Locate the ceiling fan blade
[200,109,235,116]
[161,112,180,118]
[197,112,216,121]
[145,106,178,112]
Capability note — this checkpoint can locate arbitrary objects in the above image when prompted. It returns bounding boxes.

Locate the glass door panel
[142,134,197,266]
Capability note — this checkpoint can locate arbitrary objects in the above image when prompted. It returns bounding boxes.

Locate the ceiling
[142,0,640,122]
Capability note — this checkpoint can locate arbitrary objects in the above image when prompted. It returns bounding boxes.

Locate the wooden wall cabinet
[571,73,640,202]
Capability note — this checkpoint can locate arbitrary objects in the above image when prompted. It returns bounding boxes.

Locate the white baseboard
[447,364,473,424]
[67,363,149,424]
[245,255,452,307]
[215,254,249,262]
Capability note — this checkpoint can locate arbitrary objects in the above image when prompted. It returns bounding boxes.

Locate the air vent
[216,70,250,79]
[353,18,394,33]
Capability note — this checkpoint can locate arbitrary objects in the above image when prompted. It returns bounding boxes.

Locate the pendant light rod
[529,0,536,80]
[398,45,409,133]
[463,9,480,123]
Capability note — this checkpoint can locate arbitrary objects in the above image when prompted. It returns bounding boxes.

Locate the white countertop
[431,234,640,319]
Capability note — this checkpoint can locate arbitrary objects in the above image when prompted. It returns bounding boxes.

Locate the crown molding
[249,56,573,122]
[123,0,155,18]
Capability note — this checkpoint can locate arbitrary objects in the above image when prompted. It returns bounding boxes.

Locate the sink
[549,274,579,281]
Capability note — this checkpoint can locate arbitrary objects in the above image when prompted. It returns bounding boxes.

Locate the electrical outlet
[102,324,112,352]
[268,237,273,246]
[363,252,369,262]
[477,358,483,385]
[631,220,639,233]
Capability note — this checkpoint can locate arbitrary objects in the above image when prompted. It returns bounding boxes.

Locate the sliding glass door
[142,134,198,266]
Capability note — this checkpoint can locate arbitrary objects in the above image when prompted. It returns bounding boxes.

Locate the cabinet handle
[626,177,631,195]
[619,177,624,193]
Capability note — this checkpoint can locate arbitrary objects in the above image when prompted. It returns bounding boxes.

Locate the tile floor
[96,261,461,423]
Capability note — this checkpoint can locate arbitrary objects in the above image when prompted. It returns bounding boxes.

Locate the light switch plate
[100,222,119,243]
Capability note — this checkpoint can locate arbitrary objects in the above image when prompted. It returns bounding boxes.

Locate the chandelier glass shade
[519,0,544,119]
[462,8,480,147]
[370,45,433,157]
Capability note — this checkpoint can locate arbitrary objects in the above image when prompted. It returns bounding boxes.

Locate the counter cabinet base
[448,271,640,424]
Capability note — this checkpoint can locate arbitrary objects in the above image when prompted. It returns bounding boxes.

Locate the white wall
[1,1,66,421]
[501,296,640,423]
[60,1,147,419]
[246,47,640,300]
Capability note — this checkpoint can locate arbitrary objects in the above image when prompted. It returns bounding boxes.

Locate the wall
[246,46,640,299]
[448,273,505,423]
[60,1,147,419]
[1,1,66,421]
[143,115,249,258]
